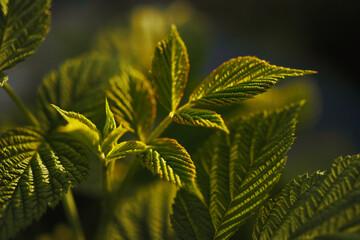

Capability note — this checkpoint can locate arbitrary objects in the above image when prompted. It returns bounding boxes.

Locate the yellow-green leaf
[103,98,117,138]
[107,67,156,141]
[0,126,88,239]
[0,0,50,72]
[0,72,7,87]
[106,141,147,163]
[151,24,189,111]
[140,138,195,187]
[52,105,101,154]
[190,56,315,106]
[170,108,229,133]
[101,125,127,155]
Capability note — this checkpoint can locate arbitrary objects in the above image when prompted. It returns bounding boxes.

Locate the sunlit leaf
[107,67,156,141]
[0,126,88,239]
[103,98,117,138]
[101,126,127,155]
[171,102,303,240]
[52,105,101,154]
[0,72,7,87]
[170,108,229,133]
[0,0,50,72]
[140,138,195,187]
[37,54,122,130]
[106,141,147,163]
[151,25,189,111]
[253,154,360,240]
[190,56,315,105]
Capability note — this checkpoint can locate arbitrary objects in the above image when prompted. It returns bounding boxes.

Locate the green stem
[147,102,194,143]
[1,82,40,126]
[62,190,85,240]
[147,115,172,143]
[96,157,141,240]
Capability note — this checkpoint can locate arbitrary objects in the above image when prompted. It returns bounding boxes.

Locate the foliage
[0,1,358,240]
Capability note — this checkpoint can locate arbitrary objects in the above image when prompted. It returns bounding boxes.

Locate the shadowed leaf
[253,154,360,240]
[0,0,50,72]
[37,54,122,130]
[171,102,303,240]
[107,67,156,141]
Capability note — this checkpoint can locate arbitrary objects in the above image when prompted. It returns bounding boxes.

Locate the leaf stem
[147,115,172,143]
[2,82,40,126]
[62,190,85,240]
[147,102,194,143]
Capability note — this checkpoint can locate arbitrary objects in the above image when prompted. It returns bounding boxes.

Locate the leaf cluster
[0,1,359,240]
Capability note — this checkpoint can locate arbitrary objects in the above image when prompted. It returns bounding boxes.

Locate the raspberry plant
[1,1,359,239]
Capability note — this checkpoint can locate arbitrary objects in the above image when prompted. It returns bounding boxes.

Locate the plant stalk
[2,82,40,126]
[147,102,194,143]
[147,115,172,143]
[96,156,141,240]
[62,190,85,240]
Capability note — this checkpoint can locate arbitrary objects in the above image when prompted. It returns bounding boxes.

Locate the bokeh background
[1,0,359,239]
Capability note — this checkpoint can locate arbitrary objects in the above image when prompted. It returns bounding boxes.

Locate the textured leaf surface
[36,54,122,130]
[101,126,127,155]
[106,141,147,163]
[0,72,7,86]
[151,25,189,111]
[0,0,50,72]
[106,181,176,240]
[189,56,314,105]
[0,127,88,239]
[254,154,360,240]
[171,189,214,240]
[52,105,101,154]
[140,138,195,186]
[172,102,302,240]
[103,98,117,139]
[170,108,229,133]
[107,68,156,141]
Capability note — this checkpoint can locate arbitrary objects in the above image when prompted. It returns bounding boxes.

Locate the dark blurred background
[1,0,359,239]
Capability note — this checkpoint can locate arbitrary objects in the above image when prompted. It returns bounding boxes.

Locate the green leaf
[171,102,303,240]
[52,105,101,154]
[103,98,117,138]
[106,141,147,163]
[0,126,89,239]
[107,67,156,141]
[0,72,7,87]
[253,154,360,240]
[105,181,176,240]
[170,108,229,133]
[36,53,122,130]
[189,56,315,105]
[151,24,189,111]
[0,0,50,72]
[139,138,195,187]
[101,126,127,155]
[171,189,214,240]
[0,1,8,16]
